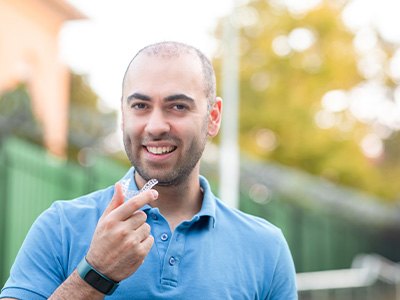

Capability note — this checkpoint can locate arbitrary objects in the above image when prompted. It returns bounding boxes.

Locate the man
[1,41,297,299]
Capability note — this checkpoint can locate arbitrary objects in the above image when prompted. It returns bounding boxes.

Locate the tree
[213,1,400,201]
[0,73,118,164]
[68,73,117,162]
[0,85,43,144]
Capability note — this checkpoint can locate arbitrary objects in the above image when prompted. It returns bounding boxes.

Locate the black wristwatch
[77,256,119,295]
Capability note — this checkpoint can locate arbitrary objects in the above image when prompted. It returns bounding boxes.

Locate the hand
[85,183,158,282]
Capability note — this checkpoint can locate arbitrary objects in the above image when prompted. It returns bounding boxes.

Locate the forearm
[48,187,156,300]
[49,270,105,300]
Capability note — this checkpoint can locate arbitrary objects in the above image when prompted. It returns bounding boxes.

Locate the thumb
[103,182,125,216]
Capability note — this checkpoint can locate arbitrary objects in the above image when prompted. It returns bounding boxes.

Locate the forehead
[123,51,204,97]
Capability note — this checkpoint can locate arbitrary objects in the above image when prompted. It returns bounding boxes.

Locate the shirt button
[160,233,169,241]
[150,213,158,220]
[169,256,176,266]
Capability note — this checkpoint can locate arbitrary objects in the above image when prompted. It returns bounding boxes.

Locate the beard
[123,119,209,186]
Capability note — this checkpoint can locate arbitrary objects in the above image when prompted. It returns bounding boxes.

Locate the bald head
[122,41,216,106]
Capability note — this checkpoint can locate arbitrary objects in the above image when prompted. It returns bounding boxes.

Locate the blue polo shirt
[1,168,297,299]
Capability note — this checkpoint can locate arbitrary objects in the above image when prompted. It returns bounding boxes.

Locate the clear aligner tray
[120,178,158,199]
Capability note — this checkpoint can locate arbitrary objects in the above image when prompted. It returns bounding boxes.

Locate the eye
[172,104,188,111]
[131,102,148,110]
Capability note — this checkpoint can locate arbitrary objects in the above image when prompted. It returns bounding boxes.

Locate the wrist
[77,256,119,295]
[49,271,105,300]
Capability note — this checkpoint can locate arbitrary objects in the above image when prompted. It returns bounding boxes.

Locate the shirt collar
[118,168,217,228]
[118,167,139,200]
[197,175,217,228]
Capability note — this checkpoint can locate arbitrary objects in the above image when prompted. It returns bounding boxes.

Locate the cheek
[181,120,208,142]
[122,113,137,129]
[122,117,141,139]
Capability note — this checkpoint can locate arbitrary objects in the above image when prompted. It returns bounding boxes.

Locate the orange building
[0,0,85,156]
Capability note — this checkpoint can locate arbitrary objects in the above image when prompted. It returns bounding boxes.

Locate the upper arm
[0,204,65,299]
[266,232,298,300]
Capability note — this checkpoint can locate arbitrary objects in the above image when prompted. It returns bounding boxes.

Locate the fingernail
[151,190,158,200]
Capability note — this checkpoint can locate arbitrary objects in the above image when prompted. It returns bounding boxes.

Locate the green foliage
[0,85,43,144]
[214,1,400,201]
[68,73,117,161]
[0,74,118,163]
[70,72,99,108]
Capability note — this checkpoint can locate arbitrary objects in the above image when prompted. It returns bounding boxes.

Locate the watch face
[85,270,115,294]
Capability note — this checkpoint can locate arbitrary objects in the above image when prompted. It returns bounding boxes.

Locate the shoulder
[214,197,297,295]
[47,185,115,219]
[216,198,283,236]
[218,199,275,225]
[0,186,118,299]
[28,185,115,239]
[199,175,284,245]
[23,186,116,271]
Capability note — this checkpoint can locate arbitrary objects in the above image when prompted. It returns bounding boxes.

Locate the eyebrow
[127,93,151,103]
[165,94,195,103]
[127,92,195,103]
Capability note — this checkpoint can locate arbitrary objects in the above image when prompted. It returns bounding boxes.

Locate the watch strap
[77,256,119,295]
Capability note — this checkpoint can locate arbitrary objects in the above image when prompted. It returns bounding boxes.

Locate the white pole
[219,9,240,208]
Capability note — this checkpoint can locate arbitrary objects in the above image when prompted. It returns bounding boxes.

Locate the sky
[61,0,400,111]
[61,0,236,111]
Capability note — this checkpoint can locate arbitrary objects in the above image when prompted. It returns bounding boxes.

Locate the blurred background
[1,0,400,298]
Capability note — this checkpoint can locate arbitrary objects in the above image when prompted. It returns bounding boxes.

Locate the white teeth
[147,146,175,154]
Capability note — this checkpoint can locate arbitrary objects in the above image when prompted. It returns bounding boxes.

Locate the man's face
[121,52,218,186]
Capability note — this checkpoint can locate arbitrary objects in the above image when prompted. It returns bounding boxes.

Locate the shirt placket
[159,225,188,288]
[147,208,188,289]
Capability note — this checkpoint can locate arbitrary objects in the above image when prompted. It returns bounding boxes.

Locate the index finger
[109,189,158,221]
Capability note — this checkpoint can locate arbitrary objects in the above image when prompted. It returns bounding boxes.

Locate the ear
[207,97,222,137]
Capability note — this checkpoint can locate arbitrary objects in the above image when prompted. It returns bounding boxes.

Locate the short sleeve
[266,232,298,300]
[0,204,65,299]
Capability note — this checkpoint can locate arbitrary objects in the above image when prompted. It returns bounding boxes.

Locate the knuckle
[116,227,130,239]
[144,236,154,252]
[102,217,118,230]
[138,210,148,221]
[132,211,147,224]
[136,246,148,258]
[148,235,155,246]
[130,192,152,208]
[129,235,140,247]
[136,236,153,257]
[128,196,146,211]
[142,222,151,234]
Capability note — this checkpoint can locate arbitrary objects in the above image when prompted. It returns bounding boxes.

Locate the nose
[144,108,170,137]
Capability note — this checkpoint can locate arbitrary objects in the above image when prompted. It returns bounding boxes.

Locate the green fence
[234,159,400,274]
[241,194,373,272]
[2,137,400,289]
[0,137,127,285]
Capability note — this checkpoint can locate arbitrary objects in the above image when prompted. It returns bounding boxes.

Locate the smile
[146,146,176,155]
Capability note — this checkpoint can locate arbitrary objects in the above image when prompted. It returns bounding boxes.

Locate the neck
[135,169,203,231]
